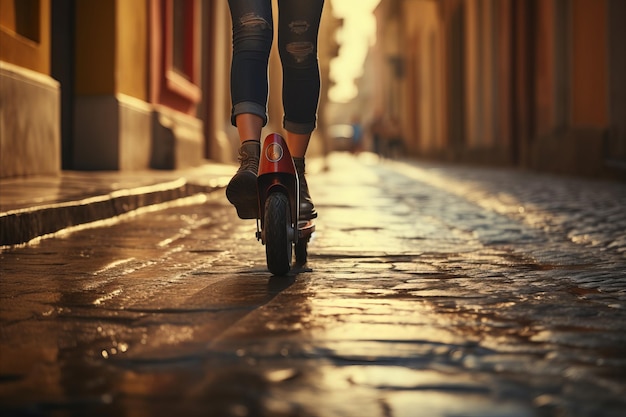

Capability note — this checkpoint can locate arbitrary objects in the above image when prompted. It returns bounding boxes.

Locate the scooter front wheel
[264,192,292,276]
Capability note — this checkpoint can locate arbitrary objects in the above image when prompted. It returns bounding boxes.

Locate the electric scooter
[256,133,315,276]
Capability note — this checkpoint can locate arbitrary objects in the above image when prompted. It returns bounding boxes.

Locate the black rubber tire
[264,192,292,275]
[295,238,308,266]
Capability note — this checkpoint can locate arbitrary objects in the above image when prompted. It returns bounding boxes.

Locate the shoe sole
[226,173,259,219]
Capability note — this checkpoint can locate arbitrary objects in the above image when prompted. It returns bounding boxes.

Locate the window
[150,0,201,113]
[14,0,40,42]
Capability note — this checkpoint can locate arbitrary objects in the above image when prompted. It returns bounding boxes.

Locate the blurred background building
[1,0,624,180]
[1,0,233,177]
[368,0,626,178]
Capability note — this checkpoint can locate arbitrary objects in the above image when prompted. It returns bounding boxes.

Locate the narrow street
[1,153,625,417]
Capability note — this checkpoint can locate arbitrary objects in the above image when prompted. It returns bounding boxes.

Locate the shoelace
[238,149,259,173]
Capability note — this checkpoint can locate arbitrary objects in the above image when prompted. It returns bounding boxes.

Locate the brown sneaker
[226,141,260,219]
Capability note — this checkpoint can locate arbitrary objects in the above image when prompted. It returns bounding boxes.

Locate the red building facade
[1,0,235,178]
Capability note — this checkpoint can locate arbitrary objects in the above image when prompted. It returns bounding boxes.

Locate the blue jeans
[228,0,324,134]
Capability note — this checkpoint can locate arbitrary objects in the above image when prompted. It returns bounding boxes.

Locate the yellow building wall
[462,0,497,149]
[402,0,442,154]
[571,0,608,128]
[74,0,147,99]
[0,0,50,74]
[463,0,480,147]
[75,0,115,95]
[0,0,60,178]
[73,0,154,171]
[117,0,148,100]
[73,0,149,96]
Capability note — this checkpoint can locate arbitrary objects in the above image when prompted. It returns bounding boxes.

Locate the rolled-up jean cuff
[284,119,316,135]
[231,102,268,127]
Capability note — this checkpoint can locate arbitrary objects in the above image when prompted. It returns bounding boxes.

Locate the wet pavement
[1,153,626,417]
[0,164,233,247]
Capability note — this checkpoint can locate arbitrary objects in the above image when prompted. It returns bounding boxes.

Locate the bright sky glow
[328,0,381,103]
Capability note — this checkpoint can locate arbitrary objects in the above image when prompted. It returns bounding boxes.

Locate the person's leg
[278,0,324,154]
[235,113,264,143]
[229,0,273,136]
[226,0,273,219]
[284,132,310,158]
[278,0,324,220]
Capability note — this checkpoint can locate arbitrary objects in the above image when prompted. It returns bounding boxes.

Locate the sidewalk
[0,163,235,248]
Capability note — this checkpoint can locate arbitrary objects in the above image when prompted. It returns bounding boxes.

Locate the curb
[0,178,227,248]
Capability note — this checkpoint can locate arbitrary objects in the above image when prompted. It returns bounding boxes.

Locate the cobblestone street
[1,153,625,417]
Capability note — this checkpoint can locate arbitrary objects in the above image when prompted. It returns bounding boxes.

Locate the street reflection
[307,298,463,346]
